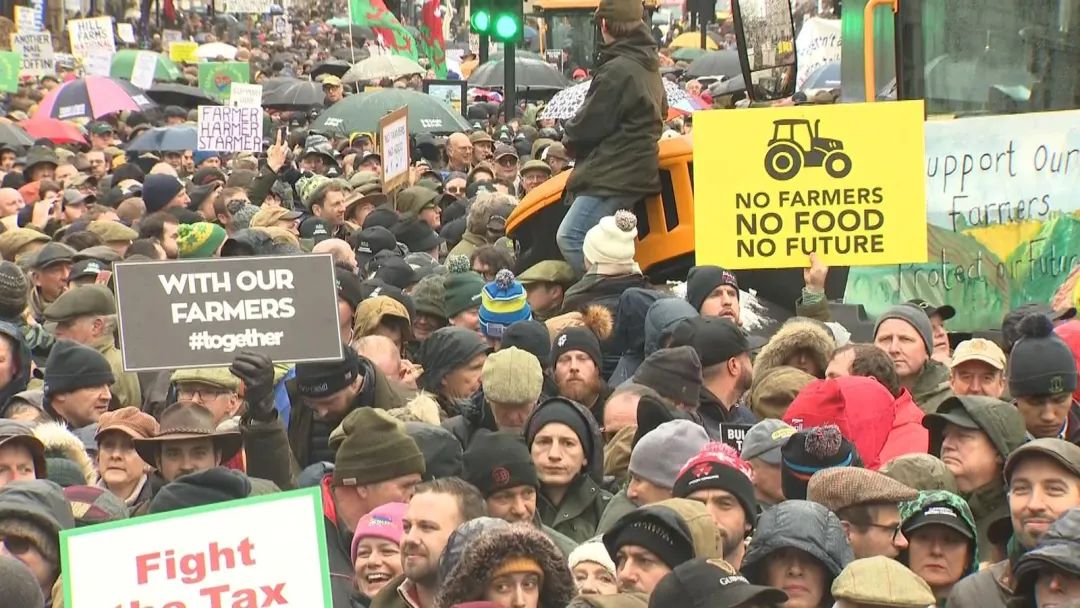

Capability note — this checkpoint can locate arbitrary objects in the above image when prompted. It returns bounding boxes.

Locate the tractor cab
[536,0,661,73]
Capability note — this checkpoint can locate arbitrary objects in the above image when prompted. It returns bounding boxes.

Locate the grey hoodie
[742,500,854,588]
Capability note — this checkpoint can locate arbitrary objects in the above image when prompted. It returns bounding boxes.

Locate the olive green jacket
[537,474,613,544]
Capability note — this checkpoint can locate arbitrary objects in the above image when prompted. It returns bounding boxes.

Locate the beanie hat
[630,420,710,489]
[874,304,933,356]
[295,347,362,398]
[443,255,485,318]
[148,467,253,514]
[483,347,543,406]
[333,408,426,486]
[568,538,616,578]
[412,274,448,321]
[177,222,228,259]
[1008,314,1079,397]
[142,174,184,213]
[62,485,129,526]
[479,269,532,339]
[0,261,28,318]
[686,266,739,312]
[351,502,407,562]
[0,555,43,608]
[406,421,464,480]
[583,210,637,266]
[632,346,704,407]
[45,457,86,487]
[525,398,594,469]
[781,425,859,500]
[418,326,491,393]
[502,320,552,365]
[463,430,539,497]
[551,327,602,370]
[608,513,694,570]
[673,442,757,527]
[43,339,115,397]
[492,556,545,580]
[231,204,261,231]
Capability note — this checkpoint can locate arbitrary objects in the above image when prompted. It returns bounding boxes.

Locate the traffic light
[470,0,493,35]
[489,0,523,43]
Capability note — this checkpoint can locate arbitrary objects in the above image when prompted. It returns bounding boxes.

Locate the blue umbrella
[126,125,198,152]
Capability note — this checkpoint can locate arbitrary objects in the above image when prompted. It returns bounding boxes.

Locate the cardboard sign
[61,488,333,608]
[117,22,136,44]
[11,32,52,77]
[271,15,292,46]
[162,29,183,52]
[130,51,158,89]
[84,52,113,77]
[694,101,927,269]
[198,61,250,102]
[0,52,21,93]
[169,40,199,64]
[197,106,262,152]
[380,105,409,191]
[227,0,271,12]
[14,5,38,32]
[229,82,263,107]
[68,16,116,59]
[795,17,841,91]
[719,423,753,452]
[113,254,342,370]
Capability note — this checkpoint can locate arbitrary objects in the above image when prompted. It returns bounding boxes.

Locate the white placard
[14,6,38,32]
[60,489,331,608]
[68,16,116,59]
[795,17,841,91]
[162,29,183,52]
[84,52,113,77]
[12,32,54,77]
[197,105,263,152]
[272,15,292,46]
[229,83,263,107]
[117,22,136,44]
[227,0,271,13]
[130,51,158,89]
[380,107,409,190]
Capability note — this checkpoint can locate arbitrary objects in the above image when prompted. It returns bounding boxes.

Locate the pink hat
[351,502,407,562]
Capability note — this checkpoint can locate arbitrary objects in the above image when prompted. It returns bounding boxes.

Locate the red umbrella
[19,119,87,145]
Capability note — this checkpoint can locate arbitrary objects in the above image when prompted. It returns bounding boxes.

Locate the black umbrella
[262,78,324,108]
[687,49,742,78]
[272,52,298,64]
[469,57,569,91]
[0,123,34,148]
[146,82,218,107]
[311,59,351,80]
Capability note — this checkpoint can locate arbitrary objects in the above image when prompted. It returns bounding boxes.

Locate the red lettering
[260,583,287,606]
[135,551,160,585]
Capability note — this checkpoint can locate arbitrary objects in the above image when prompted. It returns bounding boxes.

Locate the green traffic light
[471,10,491,33]
[493,13,519,40]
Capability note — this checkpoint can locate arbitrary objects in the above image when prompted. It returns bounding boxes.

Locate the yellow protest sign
[693,101,928,270]
[169,41,199,64]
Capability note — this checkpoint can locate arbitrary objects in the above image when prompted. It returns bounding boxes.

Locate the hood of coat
[604,498,723,563]
[612,288,671,358]
[742,500,854,584]
[899,490,979,576]
[597,22,660,72]
[33,421,98,485]
[1012,508,1080,595]
[568,593,649,608]
[0,321,32,409]
[644,298,698,356]
[435,525,575,608]
[753,318,835,380]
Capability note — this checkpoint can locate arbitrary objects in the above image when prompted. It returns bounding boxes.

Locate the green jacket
[242,416,299,491]
[912,361,953,413]
[369,575,412,608]
[94,337,142,408]
[563,24,664,198]
[537,474,613,544]
[596,489,636,535]
[447,231,487,260]
[541,522,579,558]
[967,481,1010,563]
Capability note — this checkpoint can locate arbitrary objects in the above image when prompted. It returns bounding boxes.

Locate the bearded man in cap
[43,285,141,408]
[554,0,664,275]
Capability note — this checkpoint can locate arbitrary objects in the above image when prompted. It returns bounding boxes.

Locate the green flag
[0,52,22,94]
[349,0,419,61]
[198,62,251,102]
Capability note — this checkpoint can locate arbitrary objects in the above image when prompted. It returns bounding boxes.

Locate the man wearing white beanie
[562,210,648,314]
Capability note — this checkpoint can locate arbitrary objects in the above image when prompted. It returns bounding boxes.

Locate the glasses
[0,534,34,555]
[447,186,465,195]
[497,157,517,167]
[177,386,233,400]
[865,522,903,539]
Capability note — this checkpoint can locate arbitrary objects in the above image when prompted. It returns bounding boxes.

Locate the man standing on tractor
[555,0,665,275]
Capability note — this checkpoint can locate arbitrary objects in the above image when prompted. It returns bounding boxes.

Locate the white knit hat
[582,210,638,266]
[568,538,616,576]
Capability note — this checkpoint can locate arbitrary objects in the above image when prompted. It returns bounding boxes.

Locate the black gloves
[231,350,277,423]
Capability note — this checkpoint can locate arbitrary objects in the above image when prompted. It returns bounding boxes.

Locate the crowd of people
[0,0,1077,607]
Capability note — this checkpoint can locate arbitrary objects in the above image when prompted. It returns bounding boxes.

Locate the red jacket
[784,377,929,470]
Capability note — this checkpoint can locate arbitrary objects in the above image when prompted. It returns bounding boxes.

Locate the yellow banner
[169,41,199,64]
[693,100,928,270]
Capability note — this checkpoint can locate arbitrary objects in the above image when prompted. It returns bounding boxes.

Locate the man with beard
[138,212,181,259]
[686,265,741,325]
[670,317,758,434]
[551,327,611,423]
[461,430,578,557]
[370,478,486,608]
[673,442,758,570]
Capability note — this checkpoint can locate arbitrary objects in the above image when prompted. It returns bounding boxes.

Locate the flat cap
[29,242,76,270]
[807,467,918,512]
[831,556,935,608]
[520,159,552,175]
[1003,437,1080,482]
[42,284,116,322]
[0,229,50,262]
[86,220,137,243]
[517,260,576,287]
[250,206,303,228]
[170,366,241,392]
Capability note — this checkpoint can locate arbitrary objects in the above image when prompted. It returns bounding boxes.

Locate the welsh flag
[349,0,419,61]
[418,0,447,78]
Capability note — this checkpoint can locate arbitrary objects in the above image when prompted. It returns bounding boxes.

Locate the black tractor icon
[764,119,852,180]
